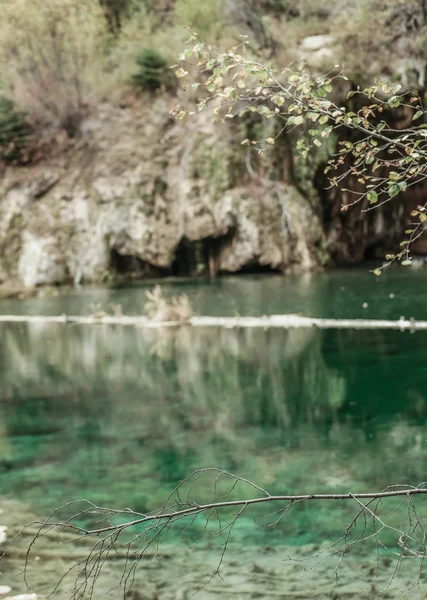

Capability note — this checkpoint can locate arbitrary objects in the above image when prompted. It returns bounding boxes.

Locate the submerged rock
[0,525,7,544]
[0,587,11,596]
[4,595,37,600]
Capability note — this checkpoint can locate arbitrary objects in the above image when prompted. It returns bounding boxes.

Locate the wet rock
[0,284,37,299]
[252,563,266,574]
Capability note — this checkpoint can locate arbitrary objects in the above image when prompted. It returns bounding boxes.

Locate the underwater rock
[0,587,11,596]
[0,525,7,544]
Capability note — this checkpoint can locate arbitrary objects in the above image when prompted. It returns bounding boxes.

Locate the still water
[2,266,427,320]
[1,271,427,535]
[1,270,427,597]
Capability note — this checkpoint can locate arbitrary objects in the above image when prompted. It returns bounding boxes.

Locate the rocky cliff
[1,0,426,290]
[0,95,325,289]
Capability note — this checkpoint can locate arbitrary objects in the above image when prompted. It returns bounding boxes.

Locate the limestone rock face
[0,98,323,288]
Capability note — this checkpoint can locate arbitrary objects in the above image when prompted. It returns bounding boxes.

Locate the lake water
[1,269,427,598]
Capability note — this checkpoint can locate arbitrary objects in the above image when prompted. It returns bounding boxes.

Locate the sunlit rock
[18,232,67,288]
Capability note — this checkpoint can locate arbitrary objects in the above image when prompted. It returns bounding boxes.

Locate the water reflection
[1,322,427,544]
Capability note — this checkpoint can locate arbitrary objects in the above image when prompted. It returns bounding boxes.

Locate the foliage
[99,0,131,31]
[131,48,174,91]
[267,0,332,18]
[0,0,109,137]
[334,0,427,87]
[0,96,32,163]
[172,33,427,274]
[145,285,193,322]
[173,0,231,44]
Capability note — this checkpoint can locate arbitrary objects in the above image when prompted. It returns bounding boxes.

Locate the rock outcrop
[0,97,323,288]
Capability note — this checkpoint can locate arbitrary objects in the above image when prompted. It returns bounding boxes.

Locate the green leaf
[294,115,304,126]
[389,184,400,198]
[385,254,395,260]
[413,110,424,120]
[388,95,401,108]
[373,269,382,276]
[272,95,285,107]
[401,260,413,266]
[377,122,386,132]
[319,115,329,125]
[266,137,275,145]
[367,191,378,203]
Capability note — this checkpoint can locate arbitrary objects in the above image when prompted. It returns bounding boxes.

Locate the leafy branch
[172,32,427,273]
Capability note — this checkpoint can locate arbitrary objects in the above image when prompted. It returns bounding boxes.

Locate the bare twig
[14,469,427,599]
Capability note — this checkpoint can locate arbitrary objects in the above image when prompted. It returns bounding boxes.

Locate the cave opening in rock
[109,249,166,279]
[171,229,236,278]
[234,262,282,275]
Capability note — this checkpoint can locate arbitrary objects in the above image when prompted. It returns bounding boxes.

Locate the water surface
[2,266,427,320]
[1,270,427,597]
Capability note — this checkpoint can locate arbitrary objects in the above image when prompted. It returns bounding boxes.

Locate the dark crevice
[172,229,237,278]
[223,262,282,275]
[109,249,167,279]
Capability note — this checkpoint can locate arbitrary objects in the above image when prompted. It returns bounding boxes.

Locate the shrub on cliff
[131,48,174,91]
[0,0,109,137]
[0,97,32,163]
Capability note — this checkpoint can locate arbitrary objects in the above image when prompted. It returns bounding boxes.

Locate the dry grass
[144,285,193,323]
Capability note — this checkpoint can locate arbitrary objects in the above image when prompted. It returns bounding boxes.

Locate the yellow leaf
[176,68,188,78]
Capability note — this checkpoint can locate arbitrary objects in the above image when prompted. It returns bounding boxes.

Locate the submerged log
[0,313,424,330]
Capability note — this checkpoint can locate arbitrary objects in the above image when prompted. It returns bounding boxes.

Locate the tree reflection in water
[0,322,426,545]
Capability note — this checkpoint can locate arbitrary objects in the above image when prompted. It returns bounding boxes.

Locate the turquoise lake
[1,268,427,598]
